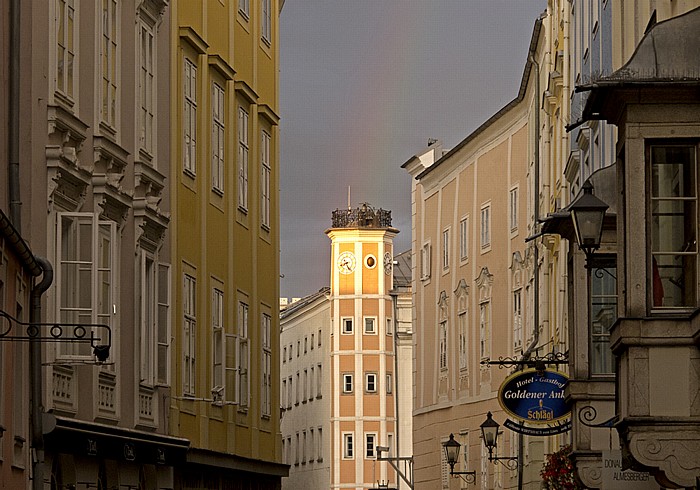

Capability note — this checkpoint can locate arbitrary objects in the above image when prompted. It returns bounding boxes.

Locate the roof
[392,249,411,289]
[280,287,330,319]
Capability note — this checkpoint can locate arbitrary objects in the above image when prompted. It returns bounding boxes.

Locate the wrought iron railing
[331,203,392,229]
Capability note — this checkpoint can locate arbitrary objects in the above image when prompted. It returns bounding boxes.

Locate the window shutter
[225,333,239,403]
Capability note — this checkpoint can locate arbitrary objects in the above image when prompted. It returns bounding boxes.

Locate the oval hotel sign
[498,369,571,424]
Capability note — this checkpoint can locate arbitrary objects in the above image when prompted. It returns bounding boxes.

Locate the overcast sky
[279,0,546,299]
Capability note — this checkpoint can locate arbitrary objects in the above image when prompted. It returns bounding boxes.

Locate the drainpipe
[30,257,53,490]
[8,0,22,228]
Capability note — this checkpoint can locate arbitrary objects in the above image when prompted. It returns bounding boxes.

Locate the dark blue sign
[498,369,571,425]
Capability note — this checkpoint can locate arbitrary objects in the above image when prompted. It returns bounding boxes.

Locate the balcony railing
[331,203,392,229]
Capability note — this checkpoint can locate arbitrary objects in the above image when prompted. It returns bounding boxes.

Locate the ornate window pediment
[476,267,493,301]
[454,278,469,312]
[438,290,448,322]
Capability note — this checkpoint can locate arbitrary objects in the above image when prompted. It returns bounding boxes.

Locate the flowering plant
[540,445,583,490]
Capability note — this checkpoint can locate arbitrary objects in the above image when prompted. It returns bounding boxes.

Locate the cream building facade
[280,205,413,490]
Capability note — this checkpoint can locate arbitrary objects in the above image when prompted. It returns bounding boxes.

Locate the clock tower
[325,203,399,488]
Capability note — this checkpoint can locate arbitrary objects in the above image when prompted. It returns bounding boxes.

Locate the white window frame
[212,83,225,193]
[138,18,155,156]
[364,316,376,334]
[480,300,491,359]
[386,317,393,336]
[341,317,353,334]
[238,107,249,210]
[343,432,354,459]
[138,252,157,386]
[480,203,491,250]
[458,311,468,371]
[55,0,78,101]
[386,373,393,394]
[510,186,519,232]
[459,216,469,262]
[262,312,272,416]
[365,433,377,459]
[439,320,447,371]
[342,373,353,394]
[183,274,196,396]
[237,302,249,408]
[513,289,523,351]
[56,213,116,361]
[156,264,171,385]
[212,288,224,393]
[183,58,197,175]
[261,0,271,44]
[421,242,432,280]
[99,0,119,128]
[365,372,377,393]
[442,228,450,270]
[261,130,271,228]
[238,0,250,19]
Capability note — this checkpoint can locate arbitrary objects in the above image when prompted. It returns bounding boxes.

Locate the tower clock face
[337,251,356,274]
[384,252,393,275]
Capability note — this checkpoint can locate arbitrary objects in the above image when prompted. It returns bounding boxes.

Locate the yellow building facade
[169,1,286,487]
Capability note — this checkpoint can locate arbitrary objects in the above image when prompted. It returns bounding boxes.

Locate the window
[183,274,196,396]
[297,340,300,357]
[510,187,519,231]
[302,430,307,463]
[309,366,314,401]
[590,256,616,375]
[304,336,307,353]
[302,368,308,402]
[309,429,314,463]
[287,376,293,408]
[458,312,468,370]
[57,213,116,360]
[261,0,271,43]
[317,427,323,461]
[100,0,118,127]
[650,143,697,308]
[261,131,271,228]
[281,378,286,410]
[183,58,197,174]
[480,204,491,249]
[318,328,322,346]
[386,373,393,394]
[480,301,490,359]
[460,217,469,261]
[238,0,249,18]
[386,318,393,336]
[212,83,225,193]
[439,321,447,370]
[513,289,523,350]
[366,433,377,459]
[343,433,354,459]
[138,20,155,155]
[342,373,353,393]
[283,347,286,363]
[262,313,272,416]
[311,333,314,349]
[364,317,376,334]
[238,107,249,210]
[212,288,224,393]
[56,0,77,99]
[156,264,171,384]
[365,373,377,393]
[387,434,394,458]
[288,344,292,361]
[442,229,450,270]
[238,302,249,408]
[342,317,353,334]
[139,254,156,385]
[316,363,322,398]
[295,433,299,465]
[421,242,432,279]
[295,371,300,405]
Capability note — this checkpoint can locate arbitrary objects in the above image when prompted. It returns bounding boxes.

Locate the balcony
[331,203,392,229]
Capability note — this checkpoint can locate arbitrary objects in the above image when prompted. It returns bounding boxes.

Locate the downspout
[8,0,22,228]
[519,52,542,490]
[30,257,53,490]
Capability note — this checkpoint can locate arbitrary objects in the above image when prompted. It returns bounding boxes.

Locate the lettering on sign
[498,369,571,424]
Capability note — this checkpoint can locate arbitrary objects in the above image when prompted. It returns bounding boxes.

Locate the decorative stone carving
[628,431,700,488]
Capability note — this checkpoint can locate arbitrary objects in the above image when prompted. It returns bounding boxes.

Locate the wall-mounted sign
[498,368,571,425]
[601,450,658,489]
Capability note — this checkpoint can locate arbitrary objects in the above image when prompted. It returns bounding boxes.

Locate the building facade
[402,17,574,490]
[280,205,413,490]
[168,0,287,487]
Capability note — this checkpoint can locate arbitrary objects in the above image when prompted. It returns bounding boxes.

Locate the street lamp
[442,434,476,484]
[569,181,609,264]
[479,412,518,470]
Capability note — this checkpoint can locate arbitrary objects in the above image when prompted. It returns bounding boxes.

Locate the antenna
[347,186,351,209]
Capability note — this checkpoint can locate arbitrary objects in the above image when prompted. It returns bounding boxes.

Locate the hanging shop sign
[498,368,571,425]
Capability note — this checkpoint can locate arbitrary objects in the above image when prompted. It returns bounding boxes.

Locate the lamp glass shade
[571,208,605,249]
[442,434,461,466]
[480,412,499,450]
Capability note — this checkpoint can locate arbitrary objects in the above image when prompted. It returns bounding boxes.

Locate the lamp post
[480,412,518,470]
[569,181,609,265]
[442,434,476,485]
